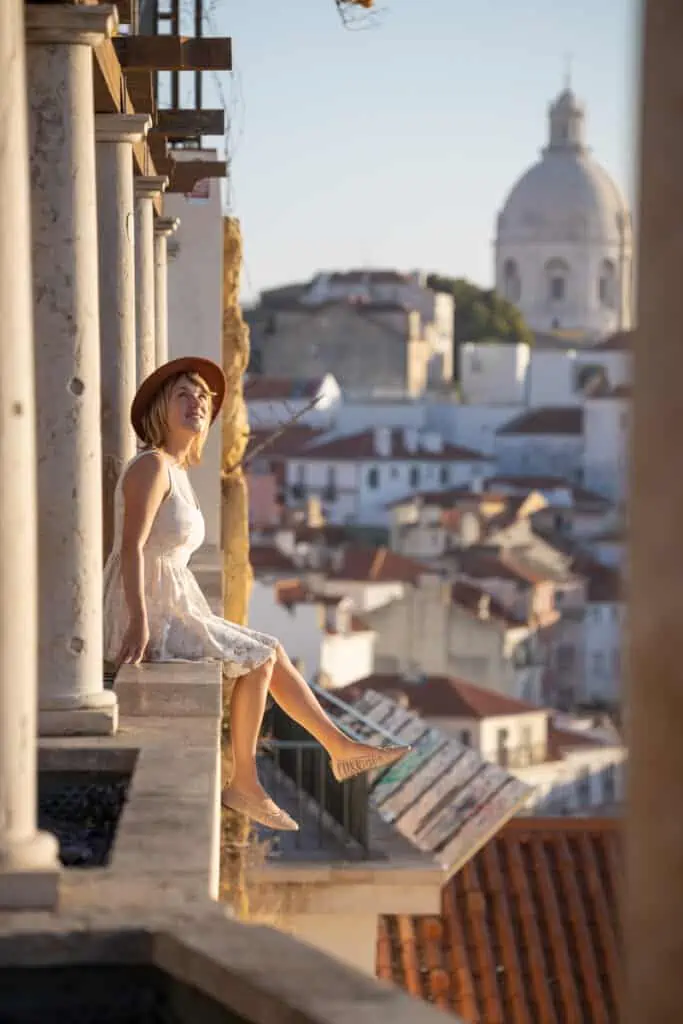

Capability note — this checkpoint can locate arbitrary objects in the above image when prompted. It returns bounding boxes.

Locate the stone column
[624,1,683,1020]
[153,216,180,367]
[26,3,118,736]
[0,0,60,911]
[96,113,151,561]
[135,175,167,383]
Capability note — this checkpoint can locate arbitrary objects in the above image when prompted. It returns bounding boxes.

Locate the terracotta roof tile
[328,545,431,584]
[451,580,526,627]
[592,330,633,351]
[245,375,326,401]
[497,407,583,437]
[249,544,298,574]
[457,547,552,586]
[246,425,325,459]
[378,818,621,1023]
[338,674,544,720]
[299,429,489,463]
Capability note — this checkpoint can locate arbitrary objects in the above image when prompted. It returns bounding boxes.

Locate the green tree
[427,274,533,379]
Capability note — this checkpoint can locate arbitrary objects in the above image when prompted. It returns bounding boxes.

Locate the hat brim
[131,357,227,442]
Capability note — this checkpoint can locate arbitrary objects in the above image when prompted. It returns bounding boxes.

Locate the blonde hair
[139,371,214,466]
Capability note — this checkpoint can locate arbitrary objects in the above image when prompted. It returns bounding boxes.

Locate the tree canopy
[427,275,533,354]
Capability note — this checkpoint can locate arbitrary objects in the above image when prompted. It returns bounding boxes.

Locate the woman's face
[165,375,211,440]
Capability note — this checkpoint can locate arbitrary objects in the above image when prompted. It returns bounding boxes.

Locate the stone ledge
[0,905,463,1024]
[115,661,223,718]
[41,709,222,908]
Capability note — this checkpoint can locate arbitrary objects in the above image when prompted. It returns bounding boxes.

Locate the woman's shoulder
[122,449,169,493]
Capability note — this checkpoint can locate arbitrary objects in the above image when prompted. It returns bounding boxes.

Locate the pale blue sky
[202,0,639,301]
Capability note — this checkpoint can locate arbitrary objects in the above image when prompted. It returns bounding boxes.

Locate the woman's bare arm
[119,451,169,628]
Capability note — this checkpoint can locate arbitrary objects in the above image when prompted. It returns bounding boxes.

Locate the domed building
[495,87,633,341]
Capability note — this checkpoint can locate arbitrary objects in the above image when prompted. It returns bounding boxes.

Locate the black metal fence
[264,703,370,854]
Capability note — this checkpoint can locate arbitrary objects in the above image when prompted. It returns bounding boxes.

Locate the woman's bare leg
[228,655,275,798]
[267,645,363,759]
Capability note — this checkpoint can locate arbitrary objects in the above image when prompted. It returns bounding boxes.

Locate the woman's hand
[116,614,150,668]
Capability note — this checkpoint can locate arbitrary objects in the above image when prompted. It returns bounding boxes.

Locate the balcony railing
[483,743,548,769]
[264,703,370,854]
[261,685,407,856]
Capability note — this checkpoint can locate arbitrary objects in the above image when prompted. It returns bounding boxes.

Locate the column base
[0,831,60,911]
[39,702,119,737]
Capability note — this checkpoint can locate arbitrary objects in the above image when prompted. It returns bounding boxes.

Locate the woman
[104,357,408,832]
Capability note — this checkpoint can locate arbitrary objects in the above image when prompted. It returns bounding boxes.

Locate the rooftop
[245,375,328,401]
[337,674,545,720]
[497,407,584,437]
[328,545,432,585]
[378,817,621,1022]
[295,429,490,463]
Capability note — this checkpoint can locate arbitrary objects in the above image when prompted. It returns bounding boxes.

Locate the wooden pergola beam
[92,41,161,213]
[167,160,228,194]
[113,36,232,72]
[155,109,225,139]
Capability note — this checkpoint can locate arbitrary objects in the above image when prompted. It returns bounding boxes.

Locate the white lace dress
[103,449,279,676]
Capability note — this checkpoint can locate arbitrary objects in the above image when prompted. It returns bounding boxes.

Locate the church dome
[497,89,631,246]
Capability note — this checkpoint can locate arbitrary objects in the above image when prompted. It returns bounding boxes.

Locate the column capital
[135,175,169,200]
[25,3,118,47]
[96,113,152,145]
[155,216,180,238]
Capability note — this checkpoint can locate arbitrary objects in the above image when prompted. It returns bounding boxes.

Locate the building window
[324,466,337,502]
[550,276,565,301]
[602,765,617,804]
[545,258,570,305]
[592,651,605,677]
[367,467,379,489]
[409,466,420,488]
[577,769,592,807]
[599,259,616,308]
[502,259,521,304]
[439,466,449,486]
[557,645,574,671]
[496,728,509,768]
[461,729,471,747]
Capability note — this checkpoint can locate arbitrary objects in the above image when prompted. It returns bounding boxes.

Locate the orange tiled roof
[378,817,621,1022]
[592,329,633,351]
[328,545,431,585]
[338,674,545,720]
[249,544,298,574]
[245,426,325,459]
[300,429,490,463]
[451,580,526,628]
[245,375,326,401]
[497,407,583,437]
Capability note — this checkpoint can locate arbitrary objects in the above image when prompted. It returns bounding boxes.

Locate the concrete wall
[166,161,223,549]
[459,342,530,405]
[495,434,584,480]
[583,396,629,502]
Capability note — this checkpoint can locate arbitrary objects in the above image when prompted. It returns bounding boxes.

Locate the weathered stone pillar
[0,0,60,910]
[153,216,180,367]
[135,175,167,382]
[96,113,151,561]
[26,2,118,736]
[625,1,683,1020]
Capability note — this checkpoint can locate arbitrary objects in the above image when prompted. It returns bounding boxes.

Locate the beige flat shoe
[331,744,410,784]
[221,786,299,832]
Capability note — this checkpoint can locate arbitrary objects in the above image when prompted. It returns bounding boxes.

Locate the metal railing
[264,703,370,853]
[483,743,548,769]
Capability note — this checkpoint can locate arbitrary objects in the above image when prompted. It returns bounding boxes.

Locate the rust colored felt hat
[131,356,227,441]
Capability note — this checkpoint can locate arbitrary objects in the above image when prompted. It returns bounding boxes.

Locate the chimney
[421,430,444,454]
[403,427,419,454]
[374,426,393,457]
